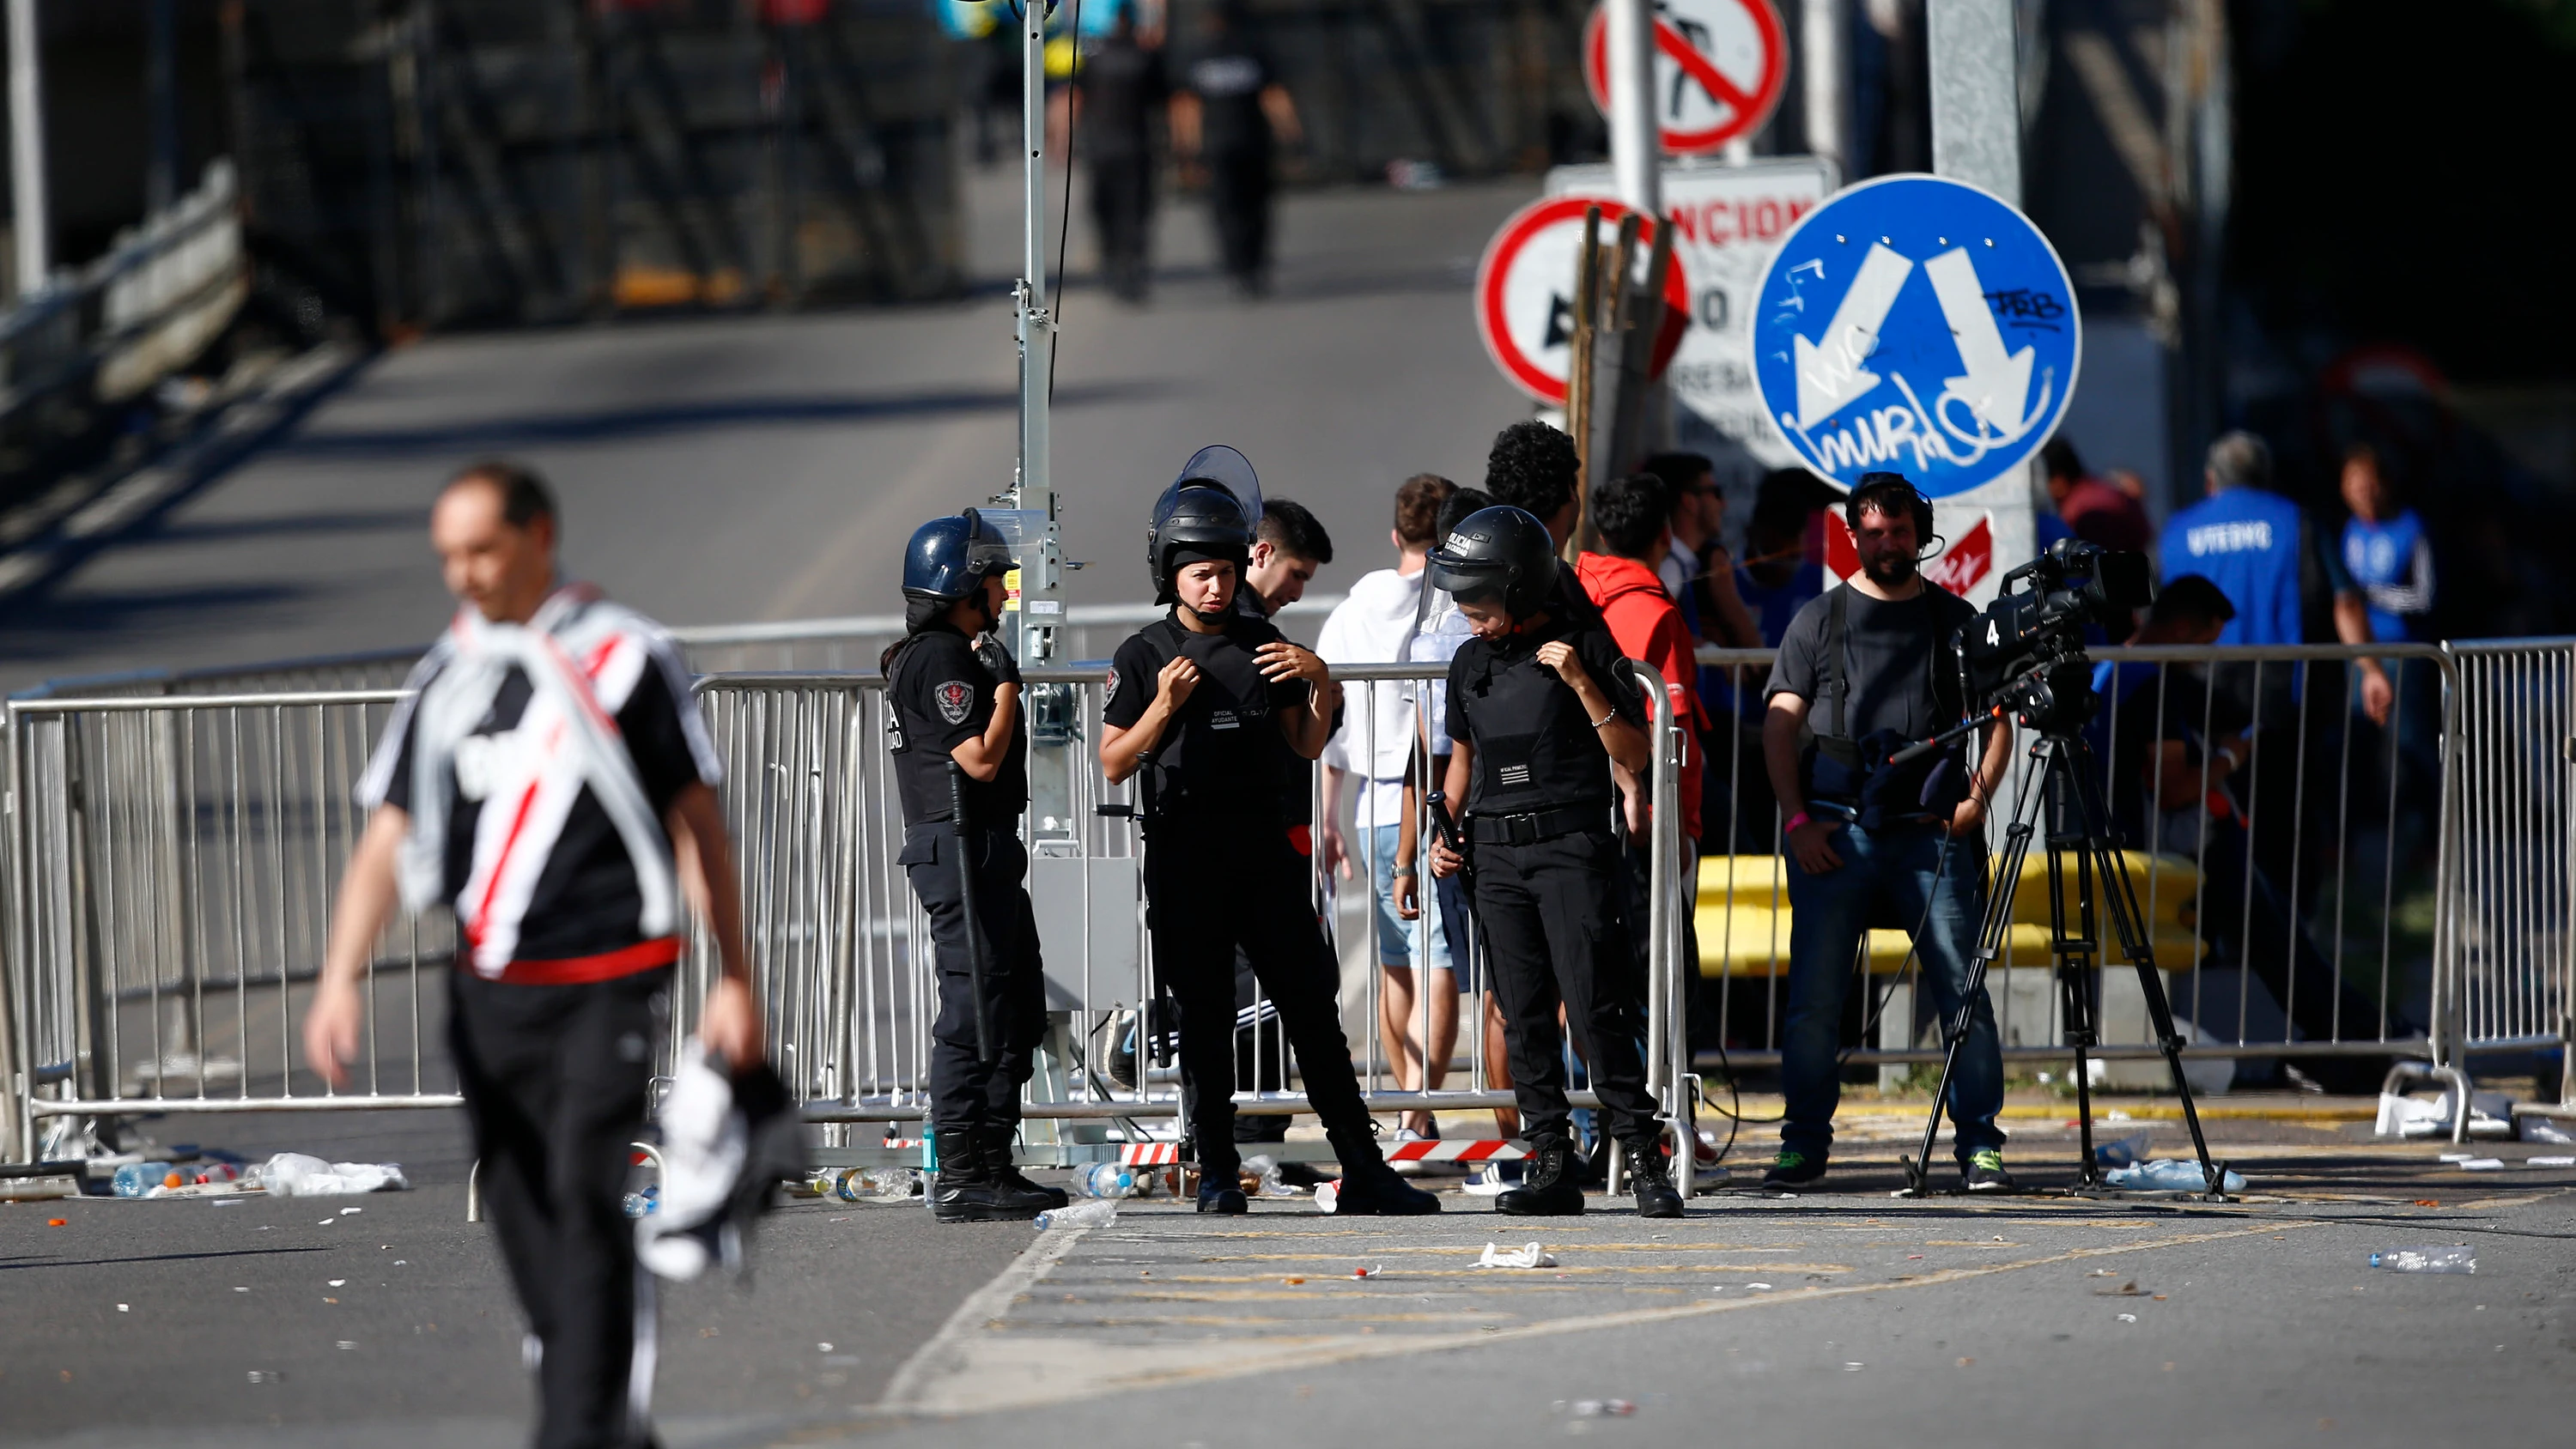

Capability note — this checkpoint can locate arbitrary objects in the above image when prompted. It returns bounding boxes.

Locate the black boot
[1324,1131,1441,1216]
[1625,1138,1684,1219]
[930,1128,1029,1222]
[1496,1135,1586,1216]
[978,1127,1066,1213]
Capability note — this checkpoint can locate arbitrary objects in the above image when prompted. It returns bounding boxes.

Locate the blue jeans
[1782,820,2004,1166]
[1369,823,1450,973]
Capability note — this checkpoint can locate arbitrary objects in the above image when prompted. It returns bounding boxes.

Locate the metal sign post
[1007,0,1064,670]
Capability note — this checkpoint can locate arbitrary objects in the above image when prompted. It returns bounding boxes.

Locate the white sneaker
[1390,1127,1429,1177]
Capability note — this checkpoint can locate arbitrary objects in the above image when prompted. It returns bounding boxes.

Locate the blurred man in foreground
[304,460,760,1449]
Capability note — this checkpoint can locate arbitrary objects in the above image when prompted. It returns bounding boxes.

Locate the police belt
[1467,803,1612,846]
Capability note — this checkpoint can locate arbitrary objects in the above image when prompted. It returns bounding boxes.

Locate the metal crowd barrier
[2446,640,2576,1104]
[10,631,2571,1168]
[1,656,1694,1178]
[1689,640,2461,1088]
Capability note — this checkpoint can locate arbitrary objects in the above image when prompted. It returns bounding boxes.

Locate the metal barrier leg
[465,1159,481,1223]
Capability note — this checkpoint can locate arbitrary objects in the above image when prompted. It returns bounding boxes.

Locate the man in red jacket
[1577,472,1710,1087]
[1577,473,1708,842]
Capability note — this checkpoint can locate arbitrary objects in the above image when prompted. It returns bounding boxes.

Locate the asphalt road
[6,1115,2569,1447]
[0,172,1534,694]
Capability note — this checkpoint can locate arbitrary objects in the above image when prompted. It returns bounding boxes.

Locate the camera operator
[1759,472,2015,1192]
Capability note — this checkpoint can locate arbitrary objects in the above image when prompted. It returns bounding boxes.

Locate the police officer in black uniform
[1100,476,1439,1216]
[1424,506,1682,1218]
[884,509,1066,1222]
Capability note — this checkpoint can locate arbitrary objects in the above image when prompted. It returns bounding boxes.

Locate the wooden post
[1564,203,1603,567]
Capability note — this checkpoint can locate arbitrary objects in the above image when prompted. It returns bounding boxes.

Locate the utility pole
[146,0,178,215]
[1802,0,1844,176]
[1594,0,1664,492]
[1603,0,1661,220]
[7,0,46,297]
[1927,0,2039,856]
[1008,0,1063,673]
[1925,0,2036,597]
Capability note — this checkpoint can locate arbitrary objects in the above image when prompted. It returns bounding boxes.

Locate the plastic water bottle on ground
[1034,1197,1118,1231]
[2370,1247,2476,1275]
[1069,1163,1136,1199]
[112,1162,173,1197]
[2103,1158,2246,1193]
[834,1167,921,1203]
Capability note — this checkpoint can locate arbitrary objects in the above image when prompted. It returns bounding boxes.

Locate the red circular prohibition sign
[1474,195,1692,407]
[1583,0,1789,155]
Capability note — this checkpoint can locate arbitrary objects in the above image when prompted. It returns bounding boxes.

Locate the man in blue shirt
[2336,440,2440,865]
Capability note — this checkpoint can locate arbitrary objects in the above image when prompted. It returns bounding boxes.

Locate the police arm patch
[935,680,975,725]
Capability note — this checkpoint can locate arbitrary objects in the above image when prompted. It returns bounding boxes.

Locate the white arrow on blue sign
[1749,173,2080,500]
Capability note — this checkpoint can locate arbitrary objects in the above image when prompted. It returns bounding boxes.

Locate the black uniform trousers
[901,822,1047,1134]
[1146,815,1372,1181]
[1206,146,1273,287]
[1472,827,1661,1146]
[450,965,668,1449]
[1090,151,1156,299]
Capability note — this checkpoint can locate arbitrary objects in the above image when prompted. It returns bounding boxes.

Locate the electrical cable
[1047,0,1082,403]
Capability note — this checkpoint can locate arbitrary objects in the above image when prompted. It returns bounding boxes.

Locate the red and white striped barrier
[1382,1139,1527,1163]
[1118,1142,1183,1166]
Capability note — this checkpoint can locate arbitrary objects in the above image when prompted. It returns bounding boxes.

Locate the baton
[946,761,996,1066]
[1425,789,1481,931]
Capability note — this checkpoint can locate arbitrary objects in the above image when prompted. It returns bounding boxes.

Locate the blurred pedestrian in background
[1172,1,1300,295]
[1078,3,1170,303]
[2337,440,2442,870]
[2041,436,2152,553]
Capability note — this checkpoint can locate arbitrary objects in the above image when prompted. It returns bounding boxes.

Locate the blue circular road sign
[1749,173,2080,499]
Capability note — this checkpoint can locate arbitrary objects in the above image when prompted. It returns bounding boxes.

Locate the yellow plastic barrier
[1693,851,2205,978]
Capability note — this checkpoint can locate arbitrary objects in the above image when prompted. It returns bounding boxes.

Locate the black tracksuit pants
[1147,817,1373,1181]
[901,822,1047,1134]
[450,966,669,1449]
[1207,146,1273,285]
[1473,827,1661,1146]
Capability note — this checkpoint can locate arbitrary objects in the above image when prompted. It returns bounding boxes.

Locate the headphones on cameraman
[1844,470,1944,561]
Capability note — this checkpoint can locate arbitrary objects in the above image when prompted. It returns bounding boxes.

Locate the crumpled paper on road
[1478,1240,1557,1270]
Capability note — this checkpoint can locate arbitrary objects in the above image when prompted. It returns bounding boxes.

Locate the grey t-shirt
[1763,583,1975,741]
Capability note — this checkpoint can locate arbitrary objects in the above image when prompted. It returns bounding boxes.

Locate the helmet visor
[1171,445,1263,526]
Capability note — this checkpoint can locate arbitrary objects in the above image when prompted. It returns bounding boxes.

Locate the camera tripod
[1899,729,2233,1199]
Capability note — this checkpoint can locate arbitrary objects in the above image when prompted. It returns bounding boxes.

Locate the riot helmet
[902,507,1013,603]
[1147,445,1264,603]
[1428,505,1556,620]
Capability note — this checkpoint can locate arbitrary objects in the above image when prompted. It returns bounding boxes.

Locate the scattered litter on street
[2529,1155,2575,1167]
[263,1154,409,1197]
[2117,1313,2139,1323]
[2371,1247,2476,1275]
[2454,1158,2505,1172]
[2102,1159,2246,1193]
[1557,1399,1635,1418]
[1479,1241,1557,1270]
[1034,1199,1117,1231]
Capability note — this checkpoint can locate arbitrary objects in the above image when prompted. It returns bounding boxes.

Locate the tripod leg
[2065,739,2232,1197]
[2044,767,2105,1188]
[1906,741,2049,1193]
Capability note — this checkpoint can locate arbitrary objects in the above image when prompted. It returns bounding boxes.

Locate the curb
[0,341,368,604]
[1995,1102,2379,1124]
